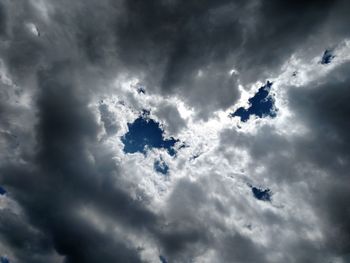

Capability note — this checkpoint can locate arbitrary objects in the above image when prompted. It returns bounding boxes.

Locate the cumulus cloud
[0,0,350,263]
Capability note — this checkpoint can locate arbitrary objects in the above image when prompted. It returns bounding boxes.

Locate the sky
[0,0,350,262]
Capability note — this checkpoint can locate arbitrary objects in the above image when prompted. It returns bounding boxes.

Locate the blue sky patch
[321,49,335,64]
[250,186,272,202]
[137,86,146,94]
[0,186,6,195]
[154,159,169,175]
[231,81,276,122]
[122,114,178,156]
[159,255,169,263]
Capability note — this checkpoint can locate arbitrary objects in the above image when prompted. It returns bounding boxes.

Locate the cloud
[98,102,119,136]
[115,0,339,117]
[287,62,350,256]
[0,0,350,262]
[154,101,187,136]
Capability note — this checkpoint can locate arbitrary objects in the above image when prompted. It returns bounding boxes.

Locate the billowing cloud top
[0,0,350,262]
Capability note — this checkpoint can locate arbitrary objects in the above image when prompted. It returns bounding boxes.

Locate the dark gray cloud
[0,0,350,262]
[115,0,341,118]
[215,233,267,263]
[218,61,350,261]
[0,2,7,37]
[287,63,350,257]
[0,62,155,262]
[0,209,52,263]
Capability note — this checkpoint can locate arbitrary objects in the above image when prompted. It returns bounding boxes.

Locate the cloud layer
[0,0,350,262]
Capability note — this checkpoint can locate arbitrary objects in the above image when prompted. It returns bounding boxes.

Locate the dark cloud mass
[0,0,350,262]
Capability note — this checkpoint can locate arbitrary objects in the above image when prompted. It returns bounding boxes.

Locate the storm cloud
[0,0,350,262]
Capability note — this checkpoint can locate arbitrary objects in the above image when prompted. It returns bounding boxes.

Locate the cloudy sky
[0,0,350,262]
